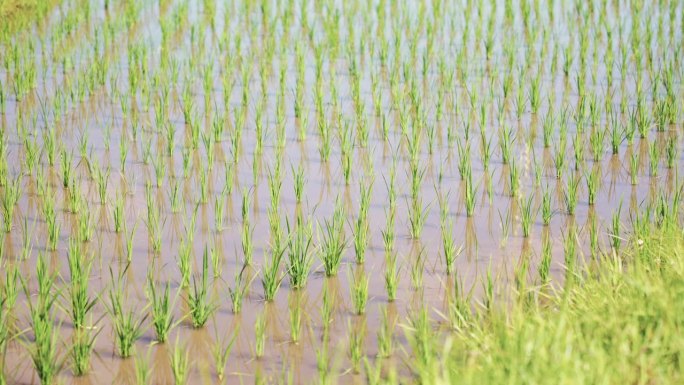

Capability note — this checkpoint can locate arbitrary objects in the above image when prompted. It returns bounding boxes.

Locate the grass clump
[403,221,684,385]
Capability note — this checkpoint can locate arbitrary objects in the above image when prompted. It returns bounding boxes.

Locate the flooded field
[0,0,683,383]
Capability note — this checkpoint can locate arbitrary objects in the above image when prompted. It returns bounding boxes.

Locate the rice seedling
[410,249,426,290]
[480,133,493,170]
[609,113,622,155]
[564,174,581,216]
[202,133,216,170]
[23,136,39,175]
[187,250,217,328]
[146,276,177,343]
[267,169,282,214]
[649,141,660,177]
[70,327,98,376]
[542,110,554,148]
[384,251,400,302]
[0,295,9,377]
[76,208,95,243]
[514,250,532,305]
[407,195,430,240]
[625,110,637,145]
[20,218,33,261]
[292,163,305,203]
[508,159,520,197]
[382,209,396,256]
[514,80,527,118]
[112,192,125,233]
[104,268,147,358]
[319,198,347,276]
[213,329,237,381]
[541,185,553,225]
[538,235,552,284]
[499,125,515,164]
[553,142,566,179]
[228,266,251,314]
[43,193,60,251]
[589,128,606,162]
[182,149,193,179]
[563,226,578,286]
[464,170,478,217]
[318,118,332,162]
[440,198,462,274]
[611,202,623,251]
[456,138,471,180]
[529,74,542,113]
[353,181,373,264]
[589,214,600,259]
[59,149,74,188]
[214,192,226,232]
[499,208,512,245]
[65,240,96,331]
[519,193,537,237]
[482,266,495,313]
[349,268,369,315]
[286,217,314,290]
[533,160,543,187]
[340,122,355,185]
[118,215,136,260]
[376,306,395,358]
[43,127,57,167]
[134,349,152,385]
[404,307,433,371]
[198,169,209,204]
[289,303,302,344]
[572,131,585,171]
[170,338,190,385]
[3,265,19,314]
[665,136,677,168]
[22,253,65,385]
[636,104,651,138]
[254,313,266,359]
[145,200,164,254]
[348,319,366,373]
[630,152,639,185]
[585,167,601,205]
[261,239,286,301]
[2,174,21,227]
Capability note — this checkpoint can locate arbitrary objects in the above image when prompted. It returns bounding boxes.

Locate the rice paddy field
[1,0,684,383]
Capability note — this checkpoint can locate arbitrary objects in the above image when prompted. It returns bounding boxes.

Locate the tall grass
[408,221,684,384]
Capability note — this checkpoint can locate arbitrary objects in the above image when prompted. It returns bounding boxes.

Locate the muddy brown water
[1,0,683,384]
